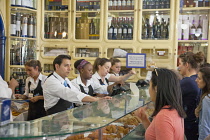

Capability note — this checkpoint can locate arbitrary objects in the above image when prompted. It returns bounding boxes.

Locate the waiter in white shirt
[43,55,111,115]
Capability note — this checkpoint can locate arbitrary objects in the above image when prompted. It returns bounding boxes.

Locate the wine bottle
[196,17,202,40]
[190,18,196,40]
[127,18,133,40]
[108,18,114,39]
[10,14,17,36]
[117,0,122,10]
[21,15,28,37]
[117,18,123,40]
[16,12,21,37]
[28,15,34,38]
[108,0,113,10]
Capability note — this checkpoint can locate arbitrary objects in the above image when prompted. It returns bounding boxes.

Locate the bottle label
[118,1,122,6]
[113,1,117,6]
[123,28,127,33]
[118,28,122,33]
[122,1,126,6]
[28,25,33,36]
[190,29,195,34]
[128,28,132,33]
[108,28,113,33]
[114,28,117,33]
[197,28,202,34]
[16,21,21,31]
[109,1,113,6]
[22,24,27,36]
[10,24,16,35]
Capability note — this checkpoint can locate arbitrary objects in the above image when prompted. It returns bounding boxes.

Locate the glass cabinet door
[106,0,136,41]
[74,0,102,40]
[139,0,172,41]
[43,0,70,40]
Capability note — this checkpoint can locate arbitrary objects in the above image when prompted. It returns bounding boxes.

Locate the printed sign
[126,53,146,68]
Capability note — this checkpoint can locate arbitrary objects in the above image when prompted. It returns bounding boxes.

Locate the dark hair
[53,55,71,70]
[200,62,210,68]
[110,57,121,66]
[151,68,186,118]
[93,58,110,73]
[74,59,90,70]
[25,60,42,72]
[179,51,206,69]
[199,67,210,94]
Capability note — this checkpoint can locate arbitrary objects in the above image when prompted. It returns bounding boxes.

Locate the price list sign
[126,53,146,68]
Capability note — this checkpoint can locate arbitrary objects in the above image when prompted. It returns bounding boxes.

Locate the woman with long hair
[195,67,210,140]
[135,68,186,140]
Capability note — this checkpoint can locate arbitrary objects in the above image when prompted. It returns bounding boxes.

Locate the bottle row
[108,17,133,40]
[76,1,101,11]
[108,0,135,10]
[45,0,68,11]
[76,13,100,39]
[10,12,36,38]
[183,0,210,7]
[11,0,37,9]
[142,17,170,40]
[10,39,36,65]
[143,0,170,9]
[44,16,68,39]
[178,14,208,40]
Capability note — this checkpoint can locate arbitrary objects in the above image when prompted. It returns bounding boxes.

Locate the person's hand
[30,96,40,103]
[129,70,136,75]
[102,96,112,100]
[195,107,199,118]
[134,107,148,122]
[8,78,19,92]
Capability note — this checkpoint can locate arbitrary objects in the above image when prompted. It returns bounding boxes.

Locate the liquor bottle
[28,15,34,38]
[113,18,118,39]
[108,18,114,39]
[204,0,210,6]
[127,18,133,40]
[166,18,170,38]
[89,19,95,39]
[156,21,161,39]
[117,18,123,40]
[160,18,165,35]
[190,18,196,40]
[148,26,154,39]
[108,0,113,10]
[10,45,15,65]
[143,0,147,9]
[16,12,21,37]
[162,24,167,39]
[33,16,36,38]
[152,17,157,38]
[126,0,132,10]
[89,2,93,10]
[117,0,122,10]
[198,0,203,7]
[159,0,165,8]
[57,17,63,39]
[131,0,134,10]
[44,17,49,38]
[194,0,199,7]
[49,17,55,39]
[122,17,128,39]
[10,14,16,36]
[62,18,68,39]
[122,0,126,10]
[155,0,159,9]
[196,18,202,40]
[113,0,117,10]
[21,15,28,37]
[165,0,170,8]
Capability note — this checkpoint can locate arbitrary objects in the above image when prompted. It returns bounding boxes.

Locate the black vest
[46,73,74,115]
[27,79,46,120]
[79,84,95,96]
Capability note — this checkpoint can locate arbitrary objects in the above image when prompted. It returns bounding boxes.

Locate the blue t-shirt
[180,74,201,122]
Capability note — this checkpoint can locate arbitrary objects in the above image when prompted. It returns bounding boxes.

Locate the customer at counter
[195,67,210,140]
[178,51,205,140]
[43,55,111,115]
[92,57,136,95]
[134,68,186,140]
[71,59,108,97]
[0,75,18,98]
[15,60,47,120]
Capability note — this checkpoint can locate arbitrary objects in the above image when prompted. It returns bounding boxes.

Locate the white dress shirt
[43,72,88,110]
[24,73,47,96]
[109,73,119,85]
[0,75,12,98]
[92,72,111,94]
[71,75,107,95]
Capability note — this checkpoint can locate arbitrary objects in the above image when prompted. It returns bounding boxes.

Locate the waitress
[15,60,47,120]
[71,59,107,97]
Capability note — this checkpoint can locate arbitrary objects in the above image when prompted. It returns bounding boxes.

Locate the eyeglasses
[154,68,158,76]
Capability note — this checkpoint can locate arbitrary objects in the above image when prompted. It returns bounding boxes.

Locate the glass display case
[43,0,70,40]
[74,0,102,40]
[0,85,151,139]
